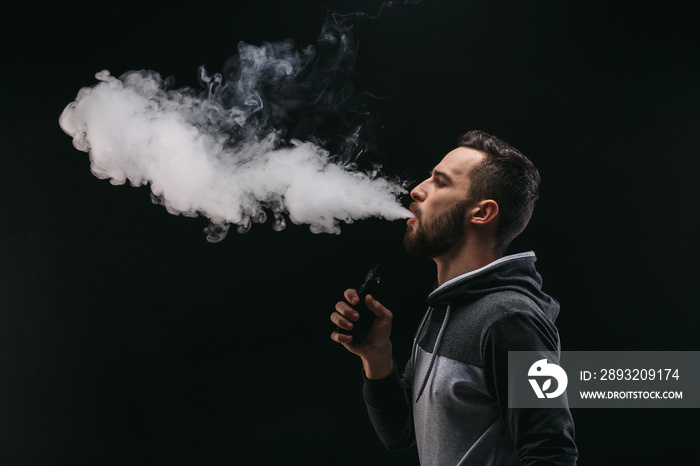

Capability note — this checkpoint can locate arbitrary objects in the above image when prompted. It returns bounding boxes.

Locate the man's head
[404,130,540,258]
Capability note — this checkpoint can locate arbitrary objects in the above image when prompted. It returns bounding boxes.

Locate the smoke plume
[58,12,413,242]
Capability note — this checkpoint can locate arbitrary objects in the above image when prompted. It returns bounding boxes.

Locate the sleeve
[483,312,579,466]
[361,359,416,451]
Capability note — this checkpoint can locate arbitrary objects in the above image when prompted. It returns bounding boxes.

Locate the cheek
[422,198,444,219]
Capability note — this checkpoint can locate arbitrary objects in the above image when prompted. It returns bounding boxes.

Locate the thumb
[365,294,392,321]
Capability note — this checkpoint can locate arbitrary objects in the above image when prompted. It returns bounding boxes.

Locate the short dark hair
[457,130,541,251]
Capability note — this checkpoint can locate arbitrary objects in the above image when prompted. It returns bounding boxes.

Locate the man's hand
[331,289,394,379]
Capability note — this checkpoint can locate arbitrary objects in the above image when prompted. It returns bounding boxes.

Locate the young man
[330,130,578,465]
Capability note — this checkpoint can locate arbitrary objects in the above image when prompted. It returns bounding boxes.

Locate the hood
[426,251,560,323]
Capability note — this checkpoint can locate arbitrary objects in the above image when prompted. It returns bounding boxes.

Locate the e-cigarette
[337,263,382,345]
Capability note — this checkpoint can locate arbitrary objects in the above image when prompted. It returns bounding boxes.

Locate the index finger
[343,288,359,305]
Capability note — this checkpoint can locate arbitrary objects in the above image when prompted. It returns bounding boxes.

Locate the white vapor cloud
[58,22,413,242]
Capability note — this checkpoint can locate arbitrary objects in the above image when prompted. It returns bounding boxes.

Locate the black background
[1,0,698,464]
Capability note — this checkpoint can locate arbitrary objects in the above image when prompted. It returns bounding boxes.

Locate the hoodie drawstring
[415,304,451,403]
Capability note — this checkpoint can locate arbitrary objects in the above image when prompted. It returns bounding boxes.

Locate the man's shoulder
[451,289,542,324]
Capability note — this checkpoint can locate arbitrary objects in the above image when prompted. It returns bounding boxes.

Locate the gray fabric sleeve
[362,360,415,451]
[484,313,578,466]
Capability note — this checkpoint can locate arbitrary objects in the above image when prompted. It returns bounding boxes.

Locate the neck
[433,243,501,285]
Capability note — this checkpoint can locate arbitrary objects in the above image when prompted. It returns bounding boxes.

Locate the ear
[469,199,499,225]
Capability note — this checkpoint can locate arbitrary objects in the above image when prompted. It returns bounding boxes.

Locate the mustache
[409,201,421,219]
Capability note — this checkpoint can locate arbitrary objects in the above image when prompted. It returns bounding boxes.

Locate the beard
[403,200,469,258]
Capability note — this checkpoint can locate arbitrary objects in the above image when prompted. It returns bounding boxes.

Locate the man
[330,130,578,465]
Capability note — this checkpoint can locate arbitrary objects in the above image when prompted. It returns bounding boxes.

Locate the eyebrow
[431,169,453,184]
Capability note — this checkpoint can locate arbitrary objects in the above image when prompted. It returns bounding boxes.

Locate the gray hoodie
[363,252,578,465]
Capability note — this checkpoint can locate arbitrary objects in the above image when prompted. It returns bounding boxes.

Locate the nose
[410,179,427,202]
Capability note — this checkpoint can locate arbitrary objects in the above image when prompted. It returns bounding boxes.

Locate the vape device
[337,263,382,345]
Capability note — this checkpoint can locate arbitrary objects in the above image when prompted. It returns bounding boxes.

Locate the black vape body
[337,263,382,345]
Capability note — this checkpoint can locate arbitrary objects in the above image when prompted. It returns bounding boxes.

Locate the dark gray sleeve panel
[483,313,578,466]
[362,361,415,451]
